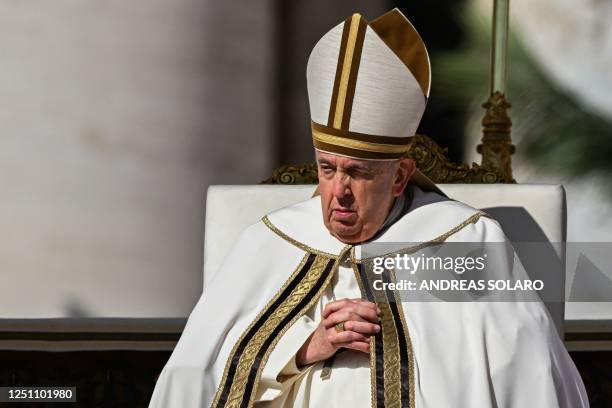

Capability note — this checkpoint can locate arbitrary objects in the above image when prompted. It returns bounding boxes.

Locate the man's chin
[329,222,362,243]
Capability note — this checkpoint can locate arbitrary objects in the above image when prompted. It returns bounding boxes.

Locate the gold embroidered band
[354,262,413,408]
[328,14,368,130]
[312,121,412,160]
[211,247,352,408]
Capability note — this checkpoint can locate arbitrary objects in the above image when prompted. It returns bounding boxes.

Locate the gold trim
[313,129,411,154]
[212,248,352,408]
[350,248,367,297]
[211,252,312,407]
[360,211,489,264]
[334,14,362,129]
[380,296,402,407]
[369,9,430,98]
[328,18,350,127]
[262,132,513,185]
[369,333,378,408]
[390,268,416,408]
[245,252,346,407]
[350,249,378,408]
[340,15,367,129]
[263,211,492,265]
[478,91,515,182]
[352,249,405,407]
[312,121,413,145]
[262,216,339,259]
[314,140,407,160]
[363,265,404,408]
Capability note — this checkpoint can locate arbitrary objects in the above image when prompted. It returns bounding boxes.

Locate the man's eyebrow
[316,159,374,172]
[344,162,373,172]
[317,159,334,166]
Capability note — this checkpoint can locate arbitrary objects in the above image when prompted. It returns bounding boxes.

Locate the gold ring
[334,322,345,332]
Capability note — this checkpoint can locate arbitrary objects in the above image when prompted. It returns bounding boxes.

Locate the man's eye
[348,169,368,178]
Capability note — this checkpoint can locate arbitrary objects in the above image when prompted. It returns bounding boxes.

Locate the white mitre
[307,8,440,193]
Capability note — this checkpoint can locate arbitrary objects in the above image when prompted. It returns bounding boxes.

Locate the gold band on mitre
[311,121,413,160]
[311,121,445,195]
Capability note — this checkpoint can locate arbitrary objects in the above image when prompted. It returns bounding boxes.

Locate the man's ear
[392,158,416,196]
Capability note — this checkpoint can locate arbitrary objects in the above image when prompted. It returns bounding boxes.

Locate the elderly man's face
[316,151,415,243]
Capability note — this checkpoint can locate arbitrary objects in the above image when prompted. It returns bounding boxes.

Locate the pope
[149,9,588,408]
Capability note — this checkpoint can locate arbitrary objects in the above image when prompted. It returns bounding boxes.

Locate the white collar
[264,185,480,257]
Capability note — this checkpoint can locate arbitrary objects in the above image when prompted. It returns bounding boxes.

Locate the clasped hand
[296,298,381,367]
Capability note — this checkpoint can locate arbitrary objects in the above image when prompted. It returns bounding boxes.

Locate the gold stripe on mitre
[369,8,431,98]
[328,13,367,130]
[312,121,412,160]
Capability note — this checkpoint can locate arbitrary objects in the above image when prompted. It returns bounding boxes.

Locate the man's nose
[332,173,351,198]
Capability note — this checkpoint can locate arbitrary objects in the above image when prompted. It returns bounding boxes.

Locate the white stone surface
[0,0,275,318]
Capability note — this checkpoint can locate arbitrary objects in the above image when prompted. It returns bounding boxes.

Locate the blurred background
[1,1,611,406]
[2,0,611,319]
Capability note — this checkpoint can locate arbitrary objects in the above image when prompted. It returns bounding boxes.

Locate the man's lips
[332,209,356,220]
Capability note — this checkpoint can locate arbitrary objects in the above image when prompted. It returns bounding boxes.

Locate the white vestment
[149,186,589,408]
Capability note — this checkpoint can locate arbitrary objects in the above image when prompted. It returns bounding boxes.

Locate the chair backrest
[204,184,567,334]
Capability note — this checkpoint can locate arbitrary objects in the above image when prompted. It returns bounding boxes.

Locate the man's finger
[323,308,380,328]
[327,330,369,344]
[339,340,370,354]
[350,299,380,314]
[323,311,368,328]
[322,299,352,318]
[344,320,380,335]
[323,299,379,318]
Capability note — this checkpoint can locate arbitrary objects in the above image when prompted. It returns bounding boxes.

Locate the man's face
[316,151,415,243]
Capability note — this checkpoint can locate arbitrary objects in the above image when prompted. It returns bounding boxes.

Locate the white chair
[203,184,567,335]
